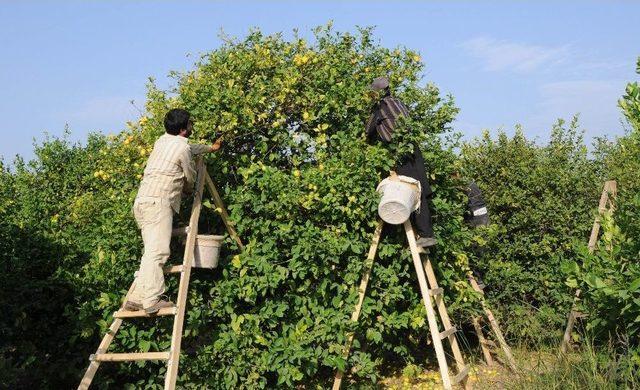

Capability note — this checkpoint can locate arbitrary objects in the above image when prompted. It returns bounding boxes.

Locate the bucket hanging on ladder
[376,175,421,225]
[194,235,224,268]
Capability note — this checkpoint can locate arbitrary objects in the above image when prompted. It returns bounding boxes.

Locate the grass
[501,342,639,390]
[382,341,639,389]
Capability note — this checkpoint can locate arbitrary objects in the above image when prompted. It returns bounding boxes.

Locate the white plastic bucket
[376,176,421,225]
[194,235,224,268]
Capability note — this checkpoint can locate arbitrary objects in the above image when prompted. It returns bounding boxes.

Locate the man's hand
[210,136,223,152]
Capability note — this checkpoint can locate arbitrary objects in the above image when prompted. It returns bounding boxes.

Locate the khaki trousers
[130,196,173,308]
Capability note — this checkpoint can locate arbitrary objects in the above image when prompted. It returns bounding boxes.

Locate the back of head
[370,76,390,91]
[164,109,190,135]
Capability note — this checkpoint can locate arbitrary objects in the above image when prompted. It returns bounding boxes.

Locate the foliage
[460,118,602,344]
[0,26,473,388]
[562,57,640,346]
[1,24,638,389]
[0,134,119,389]
[619,57,640,132]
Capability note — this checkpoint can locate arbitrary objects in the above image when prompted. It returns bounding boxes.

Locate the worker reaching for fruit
[365,76,437,248]
[124,108,222,314]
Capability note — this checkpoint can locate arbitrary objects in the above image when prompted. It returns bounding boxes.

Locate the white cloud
[460,36,626,77]
[460,36,570,73]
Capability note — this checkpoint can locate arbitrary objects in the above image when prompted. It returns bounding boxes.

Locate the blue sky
[1,1,638,161]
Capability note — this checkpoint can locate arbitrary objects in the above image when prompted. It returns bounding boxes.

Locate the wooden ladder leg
[561,181,616,353]
[468,275,516,371]
[404,221,454,390]
[561,289,581,354]
[78,282,137,389]
[164,159,206,390]
[420,254,469,389]
[471,317,493,366]
[332,220,384,390]
[480,303,516,371]
[78,318,124,390]
[204,170,244,250]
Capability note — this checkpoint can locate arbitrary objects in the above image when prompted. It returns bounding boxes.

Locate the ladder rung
[429,288,443,296]
[113,307,177,318]
[417,247,427,254]
[451,365,470,385]
[171,226,190,237]
[439,326,457,340]
[90,352,170,362]
[164,265,184,274]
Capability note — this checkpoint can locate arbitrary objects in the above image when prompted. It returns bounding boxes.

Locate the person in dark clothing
[463,180,489,289]
[465,181,489,228]
[365,76,436,247]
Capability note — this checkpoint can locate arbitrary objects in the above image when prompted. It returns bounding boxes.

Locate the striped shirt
[136,134,211,213]
[365,95,411,143]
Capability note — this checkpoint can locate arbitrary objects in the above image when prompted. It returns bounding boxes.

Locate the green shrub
[562,57,640,347]
[460,118,602,345]
[2,24,636,389]
[1,25,475,388]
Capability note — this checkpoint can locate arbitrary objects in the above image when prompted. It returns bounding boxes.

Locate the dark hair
[164,109,191,135]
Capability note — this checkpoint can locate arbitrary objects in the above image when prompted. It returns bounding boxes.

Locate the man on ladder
[124,108,223,314]
[459,175,517,370]
[366,76,437,248]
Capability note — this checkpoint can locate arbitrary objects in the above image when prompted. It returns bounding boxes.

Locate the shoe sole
[124,303,143,311]
[144,304,174,314]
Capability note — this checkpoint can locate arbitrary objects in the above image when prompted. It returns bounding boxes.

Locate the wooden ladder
[467,274,516,371]
[333,219,471,390]
[560,180,616,354]
[78,158,243,389]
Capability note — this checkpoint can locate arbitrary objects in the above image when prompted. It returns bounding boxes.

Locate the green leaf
[139,340,151,352]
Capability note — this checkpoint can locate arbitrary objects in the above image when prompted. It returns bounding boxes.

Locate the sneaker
[123,300,143,311]
[416,236,437,248]
[144,299,175,314]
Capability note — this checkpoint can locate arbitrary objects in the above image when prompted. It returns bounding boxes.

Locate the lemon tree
[1,25,472,388]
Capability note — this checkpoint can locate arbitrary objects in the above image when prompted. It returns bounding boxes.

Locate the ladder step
[171,226,190,237]
[164,265,184,274]
[90,352,170,362]
[451,365,470,385]
[429,288,443,296]
[439,326,457,340]
[113,307,177,318]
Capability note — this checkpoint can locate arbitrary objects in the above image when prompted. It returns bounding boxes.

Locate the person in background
[124,108,222,314]
[464,179,490,289]
[365,76,437,248]
[465,181,489,228]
